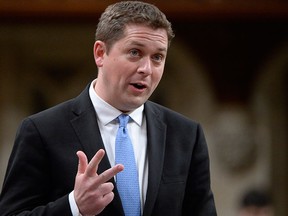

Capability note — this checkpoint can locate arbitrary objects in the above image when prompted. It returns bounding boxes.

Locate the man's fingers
[77,149,124,182]
[98,182,114,195]
[98,164,124,183]
[86,149,105,177]
[77,151,88,174]
[101,191,114,205]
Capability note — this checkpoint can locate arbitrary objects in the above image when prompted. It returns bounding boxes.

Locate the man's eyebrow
[128,41,167,52]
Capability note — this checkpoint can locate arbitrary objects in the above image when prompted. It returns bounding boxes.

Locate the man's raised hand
[74,149,124,215]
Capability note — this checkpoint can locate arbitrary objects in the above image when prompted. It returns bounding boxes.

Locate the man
[238,189,274,216]
[0,1,216,215]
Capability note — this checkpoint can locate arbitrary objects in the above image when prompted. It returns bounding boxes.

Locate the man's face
[94,24,168,112]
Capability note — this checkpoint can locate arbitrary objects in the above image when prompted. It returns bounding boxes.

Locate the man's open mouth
[131,83,146,90]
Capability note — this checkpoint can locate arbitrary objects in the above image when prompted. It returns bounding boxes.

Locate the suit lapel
[143,102,167,216]
[71,112,100,159]
[70,86,124,215]
[70,87,109,168]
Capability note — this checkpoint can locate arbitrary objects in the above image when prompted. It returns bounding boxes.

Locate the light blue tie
[115,114,141,216]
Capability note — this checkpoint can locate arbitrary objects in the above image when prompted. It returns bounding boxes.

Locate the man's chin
[120,99,146,112]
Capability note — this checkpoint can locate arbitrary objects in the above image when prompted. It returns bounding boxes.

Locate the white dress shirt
[69,80,148,215]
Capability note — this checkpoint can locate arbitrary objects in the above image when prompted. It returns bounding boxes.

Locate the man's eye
[152,54,163,62]
[129,49,140,57]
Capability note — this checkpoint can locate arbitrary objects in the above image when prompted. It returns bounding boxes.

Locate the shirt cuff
[69,191,82,216]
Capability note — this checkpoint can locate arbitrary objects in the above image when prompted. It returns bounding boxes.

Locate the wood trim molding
[0,1,287,21]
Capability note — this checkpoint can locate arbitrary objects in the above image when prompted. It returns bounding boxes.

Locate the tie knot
[118,114,130,127]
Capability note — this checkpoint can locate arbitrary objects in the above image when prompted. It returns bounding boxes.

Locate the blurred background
[0,0,287,215]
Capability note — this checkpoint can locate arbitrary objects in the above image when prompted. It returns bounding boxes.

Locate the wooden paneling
[0,0,287,21]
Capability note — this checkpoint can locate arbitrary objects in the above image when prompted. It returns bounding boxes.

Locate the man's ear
[93,41,106,67]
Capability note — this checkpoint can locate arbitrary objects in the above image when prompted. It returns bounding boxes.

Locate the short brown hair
[95,1,174,52]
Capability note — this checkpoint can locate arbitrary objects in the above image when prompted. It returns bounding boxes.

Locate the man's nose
[137,57,152,75]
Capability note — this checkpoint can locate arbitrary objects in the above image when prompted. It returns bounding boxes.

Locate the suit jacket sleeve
[0,118,73,216]
[0,86,121,216]
[182,124,216,215]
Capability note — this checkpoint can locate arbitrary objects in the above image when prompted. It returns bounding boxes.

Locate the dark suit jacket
[0,85,216,216]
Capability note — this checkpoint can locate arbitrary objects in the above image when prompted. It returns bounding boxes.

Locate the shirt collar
[89,79,144,126]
